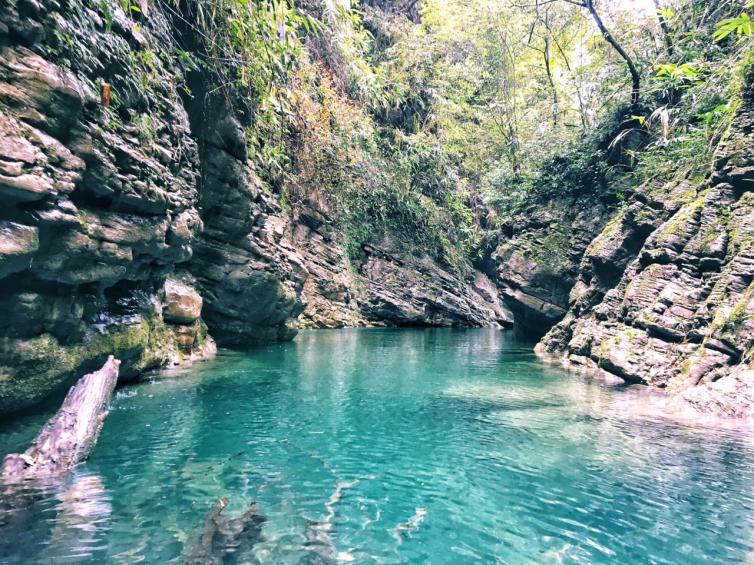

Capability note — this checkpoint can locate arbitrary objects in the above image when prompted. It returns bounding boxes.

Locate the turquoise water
[1,328,754,564]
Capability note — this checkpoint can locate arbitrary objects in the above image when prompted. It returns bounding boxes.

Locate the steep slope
[537,76,754,417]
[0,1,215,413]
[481,193,614,336]
[0,0,510,415]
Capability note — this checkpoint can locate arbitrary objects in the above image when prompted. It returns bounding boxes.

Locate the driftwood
[186,497,266,565]
[2,356,121,483]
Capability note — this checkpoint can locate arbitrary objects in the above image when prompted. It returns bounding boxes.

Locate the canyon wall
[2,0,751,419]
[536,90,754,417]
[0,0,509,414]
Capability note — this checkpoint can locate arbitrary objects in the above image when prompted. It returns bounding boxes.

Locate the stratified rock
[183,88,308,346]
[287,178,513,329]
[0,1,212,414]
[357,237,513,327]
[537,83,754,418]
[293,219,370,329]
[0,221,39,278]
[482,193,613,336]
[676,367,754,418]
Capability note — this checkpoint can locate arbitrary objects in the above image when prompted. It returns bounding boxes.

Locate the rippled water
[1,329,754,564]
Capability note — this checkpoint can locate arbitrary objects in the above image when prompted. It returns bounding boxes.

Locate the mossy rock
[0,316,172,414]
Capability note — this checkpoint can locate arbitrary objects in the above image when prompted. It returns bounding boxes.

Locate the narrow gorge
[0,0,511,414]
[2,0,752,419]
[2,1,754,562]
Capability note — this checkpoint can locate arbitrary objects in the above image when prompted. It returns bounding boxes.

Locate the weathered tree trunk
[2,356,121,483]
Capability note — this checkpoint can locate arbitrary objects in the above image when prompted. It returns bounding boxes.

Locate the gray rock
[163,279,202,325]
[537,95,754,417]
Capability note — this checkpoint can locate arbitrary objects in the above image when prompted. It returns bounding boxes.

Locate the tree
[576,0,642,106]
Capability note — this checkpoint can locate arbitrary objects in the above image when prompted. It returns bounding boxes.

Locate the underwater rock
[186,498,266,565]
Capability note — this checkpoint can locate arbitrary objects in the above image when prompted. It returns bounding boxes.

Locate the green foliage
[176,0,754,268]
[630,6,754,188]
[184,0,319,189]
[286,59,476,268]
[714,3,754,42]
[655,63,703,89]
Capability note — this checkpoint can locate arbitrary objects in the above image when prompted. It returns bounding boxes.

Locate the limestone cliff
[0,0,509,414]
[0,0,216,413]
[535,90,754,417]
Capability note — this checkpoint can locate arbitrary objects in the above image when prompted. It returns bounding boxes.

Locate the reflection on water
[0,471,111,563]
[0,328,753,563]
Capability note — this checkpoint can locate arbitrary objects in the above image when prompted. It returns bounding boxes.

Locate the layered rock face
[0,1,509,415]
[480,179,619,338]
[0,1,217,413]
[290,206,369,329]
[290,192,512,329]
[537,92,754,417]
[357,238,513,328]
[181,88,309,346]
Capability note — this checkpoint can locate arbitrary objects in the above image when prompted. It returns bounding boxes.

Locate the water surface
[1,329,753,563]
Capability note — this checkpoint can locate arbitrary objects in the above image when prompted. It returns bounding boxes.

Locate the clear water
[1,329,754,564]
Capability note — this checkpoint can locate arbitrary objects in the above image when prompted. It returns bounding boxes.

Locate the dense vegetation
[153,0,754,267]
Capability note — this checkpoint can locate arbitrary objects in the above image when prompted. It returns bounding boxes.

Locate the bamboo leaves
[714,4,754,42]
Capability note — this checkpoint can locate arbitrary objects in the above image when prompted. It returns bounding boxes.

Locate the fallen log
[186,497,266,564]
[2,356,121,483]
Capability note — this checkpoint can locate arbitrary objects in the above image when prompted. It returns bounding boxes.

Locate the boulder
[163,279,203,325]
[0,221,39,278]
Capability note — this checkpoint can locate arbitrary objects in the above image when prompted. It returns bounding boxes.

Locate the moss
[133,113,157,146]
[705,281,754,345]
[586,207,626,257]
[622,263,662,307]
[721,282,754,337]
[0,313,183,412]
[632,204,658,226]
[696,204,729,255]
[655,195,705,246]
[728,194,754,254]
[596,326,640,362]
[524,224,572,271]
[196,319,209,345]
